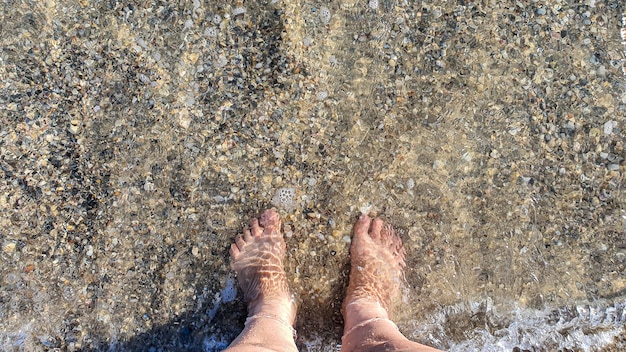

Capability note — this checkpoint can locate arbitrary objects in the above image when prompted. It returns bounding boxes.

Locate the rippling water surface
[0,0,625,351]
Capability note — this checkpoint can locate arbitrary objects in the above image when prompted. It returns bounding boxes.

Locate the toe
[250,218,263,237]
[229,243,240,259]
[398,249,406,267]
[243,226,253,241]
[352,214,371,245]
[235,235,246,250]
[354,213,371,233]
[381,223,395,247]
[390,234,406,265]
[369,218,384,241]
[394,241,407,267]
[391,239,402,257]
[392,234,403,252]
[260,209,281,233]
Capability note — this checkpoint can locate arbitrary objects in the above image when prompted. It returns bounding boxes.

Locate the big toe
[259,209,281,231]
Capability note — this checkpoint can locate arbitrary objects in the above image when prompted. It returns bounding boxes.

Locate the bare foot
[344,214,406,315]
[341,214,441,352]
[229,209,296,325]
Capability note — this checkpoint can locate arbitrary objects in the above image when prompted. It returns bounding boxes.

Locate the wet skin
[224,209,442,352]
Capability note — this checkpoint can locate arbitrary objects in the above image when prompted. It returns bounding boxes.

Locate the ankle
[249,295,297,326]
[343,298,390,330]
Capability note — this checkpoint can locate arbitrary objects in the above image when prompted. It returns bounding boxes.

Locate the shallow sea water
[1,0,625,351]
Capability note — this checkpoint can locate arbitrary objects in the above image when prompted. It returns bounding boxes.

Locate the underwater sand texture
[1,0,625,351]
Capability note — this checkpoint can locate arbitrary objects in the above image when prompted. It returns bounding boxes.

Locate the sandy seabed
[1,0,626,351]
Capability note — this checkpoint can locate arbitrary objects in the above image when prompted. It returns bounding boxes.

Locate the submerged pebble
[271,188,297,210]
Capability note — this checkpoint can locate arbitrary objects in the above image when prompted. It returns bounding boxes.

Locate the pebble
[359,204,372,214]
[271,188,297,210]
[407,178,415,190]
[608,164,620,171]
[2,242,16,253]
[205,27,218,38]
[178,111,192,129]
[319,6,331,24]
[232,7,246,17]
[69,120,80,134]
[603,121,616,135]
[589,128,601,139]
[316,91,328,100]
[307,212,320,219]
[433,160,446,169]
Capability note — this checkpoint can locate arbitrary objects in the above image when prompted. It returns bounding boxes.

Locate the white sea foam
[406,298,625,351]
[207,277,237,321]
[622,11,626,76]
